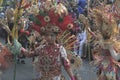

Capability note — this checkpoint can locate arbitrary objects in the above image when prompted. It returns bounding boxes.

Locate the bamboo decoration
[0,0,3,6]
[7,0,32,80]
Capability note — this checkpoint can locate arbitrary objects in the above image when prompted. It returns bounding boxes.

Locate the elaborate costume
[31,42,69,80]
[21,0,82,80]
[0,42,12,79]
[91,7,120,80]
[0,43,12,70]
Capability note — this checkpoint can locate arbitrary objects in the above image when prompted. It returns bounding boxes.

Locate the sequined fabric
[95,49,119,80]
[35,44,62,79]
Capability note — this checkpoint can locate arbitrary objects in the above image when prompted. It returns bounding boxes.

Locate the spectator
[77,0,87,15]
[74,23,87,57]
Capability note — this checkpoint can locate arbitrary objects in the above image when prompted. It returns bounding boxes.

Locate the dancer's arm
[60,46,76,80]
[20,47,39,57]
[108,45,120,61]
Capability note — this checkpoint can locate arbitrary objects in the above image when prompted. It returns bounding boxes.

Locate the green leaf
[35,18,41,25]
[39,10,47,16]
[58,17,63,22]
[29,15,40,25]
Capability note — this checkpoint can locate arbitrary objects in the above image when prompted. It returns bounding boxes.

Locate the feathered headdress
[29,0,82,71]
[30,1,74,34]
[114,0,120,18]
[90,8,120,56]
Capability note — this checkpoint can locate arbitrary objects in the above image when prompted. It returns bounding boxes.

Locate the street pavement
[0,37,97,80]
[1,59,97,80]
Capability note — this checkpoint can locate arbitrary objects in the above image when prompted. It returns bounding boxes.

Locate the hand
[20,47,27,53]
[71,76,76,80]
[20,47,30,57]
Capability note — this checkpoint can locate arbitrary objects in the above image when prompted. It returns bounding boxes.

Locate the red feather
[31,23,41,32]
[31,9,74,32]
[23,3,31,9]
[36,15,47,27]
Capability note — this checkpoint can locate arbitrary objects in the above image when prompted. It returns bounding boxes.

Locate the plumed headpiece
[30,1,74,34]
[91,8,118,40]
[114,0,120,16]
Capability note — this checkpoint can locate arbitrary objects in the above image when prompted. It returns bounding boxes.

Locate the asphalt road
[1,59,97,80]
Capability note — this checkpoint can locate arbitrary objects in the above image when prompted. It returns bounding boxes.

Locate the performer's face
[44,33,56,44]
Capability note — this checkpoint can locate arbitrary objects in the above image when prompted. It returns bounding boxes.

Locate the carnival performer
[24,30,75,80]
[74,21,87,57]
[0,42,12,80]
[90,7,120,80]
[74,14,97,60]
[20,0,77,80]
[17,15,31,64]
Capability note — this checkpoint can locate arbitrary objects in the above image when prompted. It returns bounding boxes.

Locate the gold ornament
[44,16,50,22]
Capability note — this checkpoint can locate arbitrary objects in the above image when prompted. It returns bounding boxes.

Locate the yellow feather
[57,30,71,44]
[63,35,75,44]
[12,25,15,39]
[65,40,77,50]
[65,40,77,46]
[13,6,23,39]
[7,36,11,44]
[0,0,3,6]
[64,37,76,45]
[62,32,71,40]
[59,30,69,39]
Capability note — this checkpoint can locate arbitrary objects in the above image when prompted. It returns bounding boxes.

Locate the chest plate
[37,45,62,77]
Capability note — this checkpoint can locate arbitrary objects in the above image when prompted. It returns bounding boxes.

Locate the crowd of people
[0,0,120,80]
